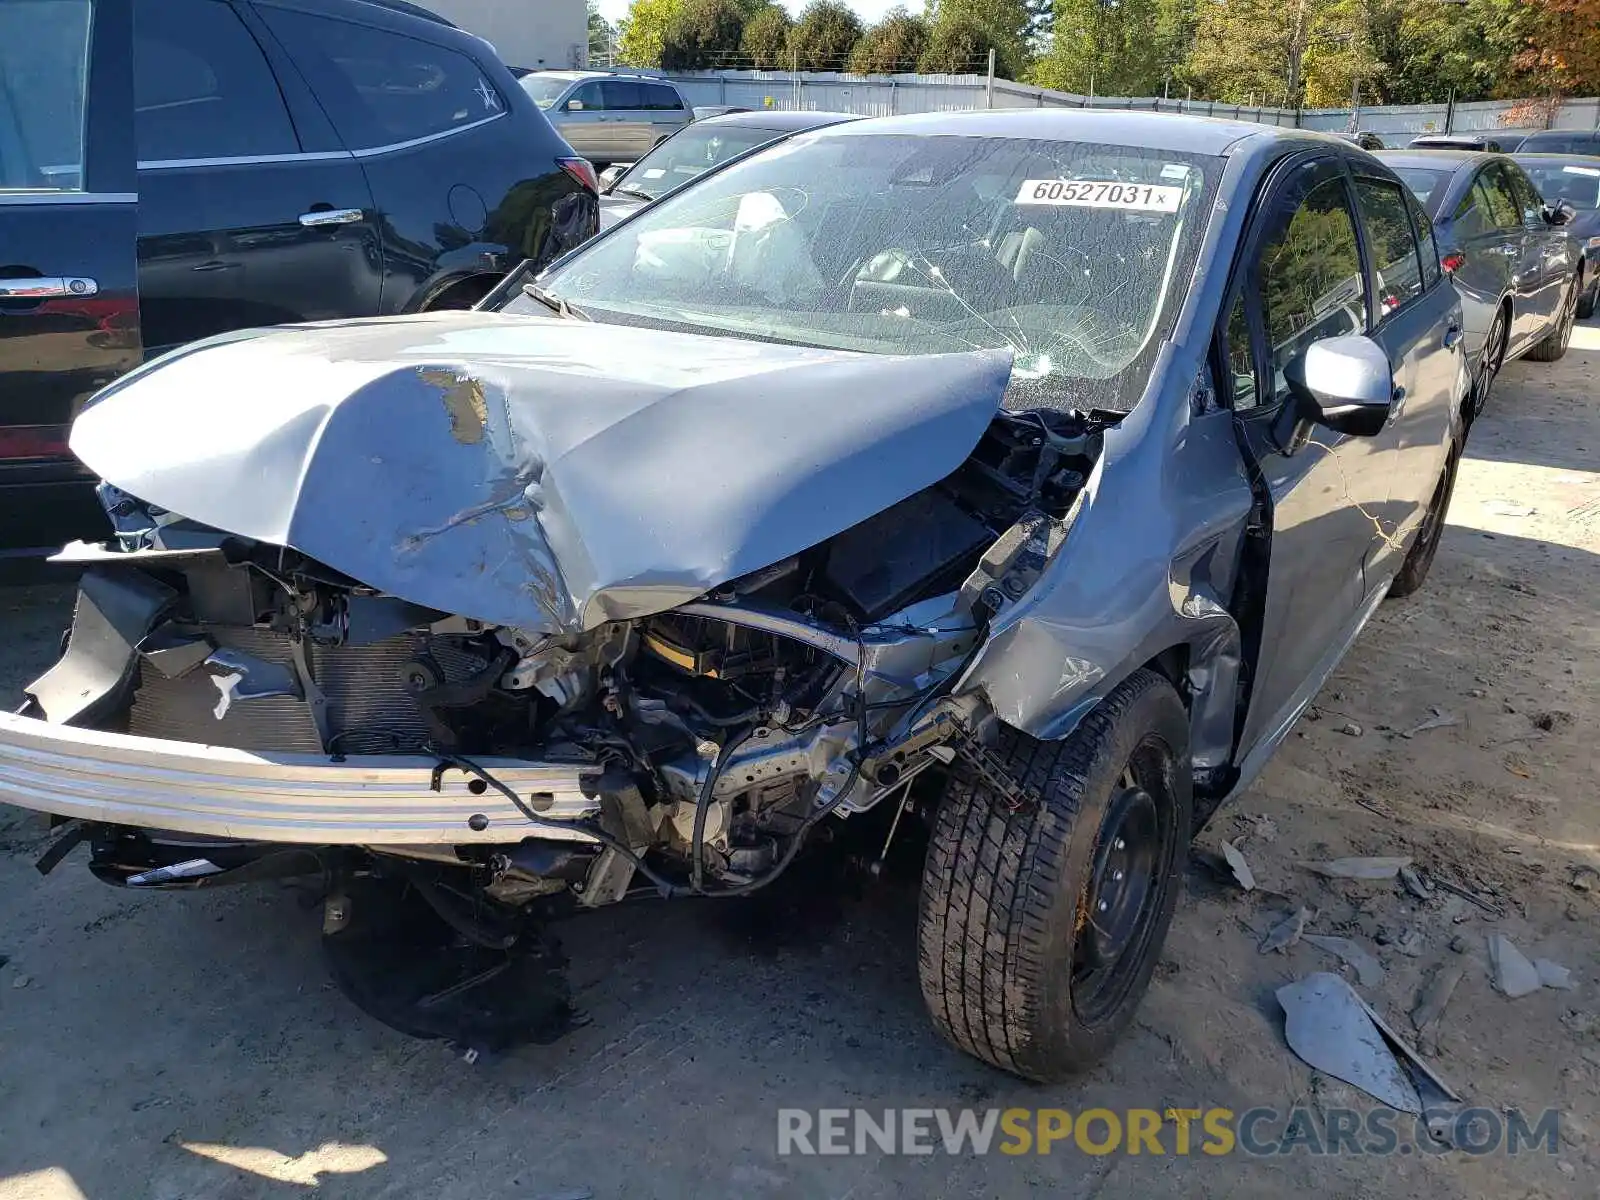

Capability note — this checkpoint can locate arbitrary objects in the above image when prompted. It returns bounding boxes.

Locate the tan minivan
[518,70,693,164]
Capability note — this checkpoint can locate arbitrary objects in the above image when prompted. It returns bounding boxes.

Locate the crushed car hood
[71,312,1011,632]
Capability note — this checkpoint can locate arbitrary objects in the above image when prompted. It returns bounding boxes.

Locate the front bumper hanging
[0,713,602,846]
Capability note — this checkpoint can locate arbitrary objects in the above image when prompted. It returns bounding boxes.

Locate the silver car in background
[518,70,693,164]
[1381,150,1581,413]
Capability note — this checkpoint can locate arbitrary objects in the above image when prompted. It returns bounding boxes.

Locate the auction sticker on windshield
[1016,180,1183,212]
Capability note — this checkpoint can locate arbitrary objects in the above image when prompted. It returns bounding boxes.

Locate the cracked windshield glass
[523,133,1220,411]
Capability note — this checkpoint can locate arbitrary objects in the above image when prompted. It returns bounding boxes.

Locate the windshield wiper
[522,283,590,321]
[610,185,655,202]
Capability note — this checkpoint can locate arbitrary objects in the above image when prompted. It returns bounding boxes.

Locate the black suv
[0,0,598,553]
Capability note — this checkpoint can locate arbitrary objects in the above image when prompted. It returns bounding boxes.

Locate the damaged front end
[2,317,1110,1047]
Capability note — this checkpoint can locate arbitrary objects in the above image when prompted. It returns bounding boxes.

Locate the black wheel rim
[1477,313,1505,405]
[1071,741,1179,1026]
[1560,283,1578,348]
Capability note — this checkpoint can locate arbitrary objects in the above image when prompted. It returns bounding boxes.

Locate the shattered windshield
[523,133,1222,412]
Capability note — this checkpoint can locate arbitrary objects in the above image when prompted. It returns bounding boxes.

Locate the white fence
[661,69,1600,142]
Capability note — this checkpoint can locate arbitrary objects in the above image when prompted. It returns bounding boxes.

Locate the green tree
[662,0,747,68]
[617,0,684,67]
[741,4,794,67]
[918,15,1000,72]
[588,0,616,65]
[1033,0,1166,96]
[930,0,1032,77]
[787,0,865,70]
[850,6,931,73]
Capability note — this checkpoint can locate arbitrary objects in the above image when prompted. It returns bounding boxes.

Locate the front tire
[1388,441,1460,599]
[1577,268,1596,320]
[917,670,1191,1082]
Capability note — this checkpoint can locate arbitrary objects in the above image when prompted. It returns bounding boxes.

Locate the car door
[132,0,381,356]
[1220,154,1401,757]
[1351,170,1462,564]
[1505,161,1573,328]
[601,79,653,160]
[1476,162,1546,351]
[556,80,607,159]
[0,0,140,552]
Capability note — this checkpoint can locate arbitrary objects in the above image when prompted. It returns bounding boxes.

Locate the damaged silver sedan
[1,112,1469,1079]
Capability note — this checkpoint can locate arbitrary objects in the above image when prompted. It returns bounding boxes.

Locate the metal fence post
[986,49,996,109]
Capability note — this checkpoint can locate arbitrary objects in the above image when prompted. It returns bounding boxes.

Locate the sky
[595,0,910,26]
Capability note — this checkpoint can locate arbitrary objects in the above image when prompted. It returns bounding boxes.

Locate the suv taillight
[558,156,598,194]
[1441,251,1466,275]
[0,425,70,461]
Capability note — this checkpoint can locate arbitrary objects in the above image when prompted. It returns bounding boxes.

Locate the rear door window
[1354,176,1424,316]
[1503,164,1544,222]
[0,0,92,188]
[601,80,645,111]
[643,83,684,112]
[257,5,505,150]
[134,0,298,163]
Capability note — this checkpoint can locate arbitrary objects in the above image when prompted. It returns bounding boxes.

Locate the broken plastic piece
[1488,933,1542,998]
[1260,906,1310,954]
[1399,864,1433,900]
[1398,707,1459,738]
[1302,933,1385,987]
[1221,839,1256,891]
[1412,963,1465,1031]
[1301,856,1412,880]
[1534,959,1575,991]
[1278,973,1421,1113]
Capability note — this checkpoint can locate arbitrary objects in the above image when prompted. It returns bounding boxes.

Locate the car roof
[346,0,456,25]
[1377,149,1496,170]
[697,110,860,132]
[804,109,1326,155]
[526,70,673,84]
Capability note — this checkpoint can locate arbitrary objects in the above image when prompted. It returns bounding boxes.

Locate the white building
[423,0,588,71]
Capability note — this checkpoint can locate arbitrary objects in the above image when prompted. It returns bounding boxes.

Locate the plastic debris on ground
[1398,707,1460,738]
[1534,959,1576,990]
[1301,856,1413,880]
[1487,933,1542,998]
[1302,934,1386,987]
[1259,907,1311,954]
[1221,839,1256,891]
[1412,963,1466,1031]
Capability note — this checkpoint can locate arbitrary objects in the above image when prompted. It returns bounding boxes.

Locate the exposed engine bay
[24,407,1103,1045]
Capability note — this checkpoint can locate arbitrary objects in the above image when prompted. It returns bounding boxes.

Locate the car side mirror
[598,164,626,193]
[1284,335,1394,438]
[566,99,585,112]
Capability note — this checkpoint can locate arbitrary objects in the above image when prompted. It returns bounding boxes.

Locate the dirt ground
[1,324,1596,1200]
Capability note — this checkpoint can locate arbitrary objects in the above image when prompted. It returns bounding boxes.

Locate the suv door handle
[0,276,98,298]
[1443,323,1464,348]
[298,208,364,228]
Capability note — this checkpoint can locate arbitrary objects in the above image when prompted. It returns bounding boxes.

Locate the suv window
[643,83,684,111]
[0,0,91,189]
[566,80,604,111]
[1405,190,1442,288]
[1476,166,1522,230]
[1354,177,1424,316]
[601,80,644,110]
[134,0,298,163]
[1259,175,1368,405]
[258,6,505,150]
